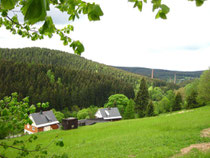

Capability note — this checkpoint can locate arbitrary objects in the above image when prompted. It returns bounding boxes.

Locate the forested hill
[0,47,166,87]
[115,66,203,83]
[0,47,168,110]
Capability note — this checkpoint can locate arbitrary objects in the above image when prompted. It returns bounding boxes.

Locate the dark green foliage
[124,99,135,119]
[0,48,136,110]
[186,91,198,109]
[172,92,182,111]
[135,78,149,117]
[146,101,154,117]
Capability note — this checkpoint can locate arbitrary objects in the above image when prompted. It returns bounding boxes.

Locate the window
[32,126,35,131]
[27,124,29,129]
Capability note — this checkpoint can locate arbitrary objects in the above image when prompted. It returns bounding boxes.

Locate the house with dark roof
[95,107,122,121]
[24,110,59,134]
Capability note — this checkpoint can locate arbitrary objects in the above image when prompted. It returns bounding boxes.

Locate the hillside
[115,66,203,83]
[0,47,171,110]
[0,47,166,87]
[1,105,210,158]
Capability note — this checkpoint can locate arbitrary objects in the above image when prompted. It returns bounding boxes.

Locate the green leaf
[1,0,17,10]
[1,108,9,116]
[196,0,204,6]
[159,12,167,19]
[155,10,167,19]
[160,4,170,14]
[137,1,143,12]
[152,0,161,11]
[87,3,103,21]
[39,16,55,37]
[21,0,49,24]
[1,10,7,17]
[70,40,85,55]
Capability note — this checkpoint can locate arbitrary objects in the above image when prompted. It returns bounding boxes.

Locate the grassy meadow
[1,105,210,158]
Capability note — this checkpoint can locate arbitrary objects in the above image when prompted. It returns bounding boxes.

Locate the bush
[77,108,89,120]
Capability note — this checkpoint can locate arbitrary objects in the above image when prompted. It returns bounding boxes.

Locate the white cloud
[0,0,210,71]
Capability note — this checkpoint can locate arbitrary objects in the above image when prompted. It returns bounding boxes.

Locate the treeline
[0,60,134,110]
[115,66,203,83]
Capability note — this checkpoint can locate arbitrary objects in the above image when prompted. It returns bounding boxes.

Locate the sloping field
[2,105,210,158]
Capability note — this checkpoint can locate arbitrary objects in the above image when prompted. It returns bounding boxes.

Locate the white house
[95,107,122,121]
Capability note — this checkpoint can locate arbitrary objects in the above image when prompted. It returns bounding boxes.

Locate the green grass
[1,105,210,158]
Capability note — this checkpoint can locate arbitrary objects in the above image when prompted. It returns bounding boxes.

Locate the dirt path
[172,128,210,157]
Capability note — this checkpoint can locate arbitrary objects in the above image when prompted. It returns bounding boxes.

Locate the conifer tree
[186,90,198,109]
[124,99,135,119]
[172,92,182,111]
[135,78,149,117]
[146,101,154,117]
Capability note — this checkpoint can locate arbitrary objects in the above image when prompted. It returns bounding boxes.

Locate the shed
[62,117,78,130]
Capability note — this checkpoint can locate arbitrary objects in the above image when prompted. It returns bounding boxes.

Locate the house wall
[51,124,59,129]
[24,124,38,133]
[24,124,59,134]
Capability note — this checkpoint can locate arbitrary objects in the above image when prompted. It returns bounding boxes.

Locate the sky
[0,0,210,71]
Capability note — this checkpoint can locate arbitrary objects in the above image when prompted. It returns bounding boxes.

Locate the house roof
[97,107,122,120]
[30,110,59,127]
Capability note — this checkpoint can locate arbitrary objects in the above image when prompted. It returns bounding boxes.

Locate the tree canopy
[0,0,205,55]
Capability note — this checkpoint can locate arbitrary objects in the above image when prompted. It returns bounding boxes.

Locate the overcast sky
[0,0,210,71]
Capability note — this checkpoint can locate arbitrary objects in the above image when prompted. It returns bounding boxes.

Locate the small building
[62,117,78,130]
[95,107,122,121]
[24,110,59,134]
[78,119,107,126]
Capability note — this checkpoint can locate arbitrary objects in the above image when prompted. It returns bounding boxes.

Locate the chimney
[151,69,154,79]
[174,73,176,84]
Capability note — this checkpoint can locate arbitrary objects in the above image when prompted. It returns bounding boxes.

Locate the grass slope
[2,105,210,158]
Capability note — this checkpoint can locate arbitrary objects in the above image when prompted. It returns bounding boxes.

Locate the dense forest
[115,66,203,83]
[0,47,166,87]
[0,47,167,110]
[0,60,135,110]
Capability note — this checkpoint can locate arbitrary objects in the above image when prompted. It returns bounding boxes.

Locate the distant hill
[115,66,203,83]
[0,47,169,110]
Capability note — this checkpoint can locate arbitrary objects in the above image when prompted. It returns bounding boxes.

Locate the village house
[95,107,122,121]
[78,107,122,126]
[24,110,59,134]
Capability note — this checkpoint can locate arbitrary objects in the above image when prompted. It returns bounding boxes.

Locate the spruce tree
[124,99,135,119]
[172,92,182,111]
[146,101,154,117]
[135,78,149,117]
